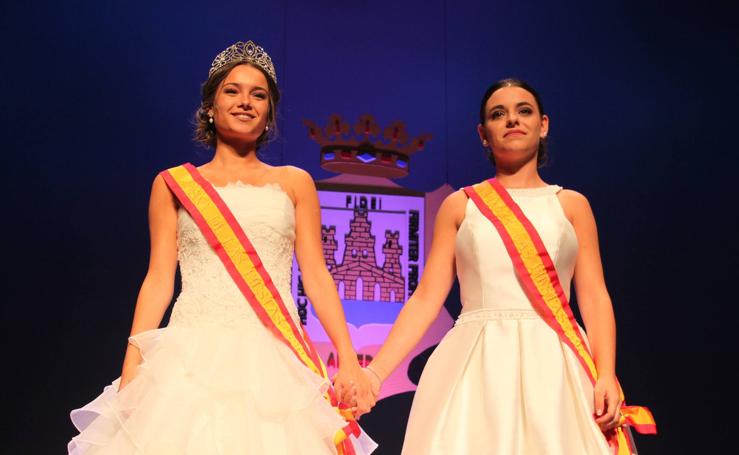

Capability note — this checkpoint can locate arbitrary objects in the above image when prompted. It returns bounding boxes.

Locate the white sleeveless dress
[68,182,376,454]
[402,186,612,455]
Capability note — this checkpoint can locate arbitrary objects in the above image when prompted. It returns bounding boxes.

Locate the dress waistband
[455,308,540,326]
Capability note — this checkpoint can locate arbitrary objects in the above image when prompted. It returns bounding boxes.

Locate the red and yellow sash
[464,178,656,455]
[161,163,360,454]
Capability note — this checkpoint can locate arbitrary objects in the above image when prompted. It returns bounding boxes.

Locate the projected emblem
[294,114,454,399]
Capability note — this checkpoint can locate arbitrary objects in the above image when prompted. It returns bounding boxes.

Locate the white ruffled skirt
[68,321,376,454]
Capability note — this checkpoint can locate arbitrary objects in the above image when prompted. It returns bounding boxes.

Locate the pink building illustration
[322,205,405,302]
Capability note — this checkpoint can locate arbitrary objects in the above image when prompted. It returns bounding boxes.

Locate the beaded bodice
[169,182,299,327]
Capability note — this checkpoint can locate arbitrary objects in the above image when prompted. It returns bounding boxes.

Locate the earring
[482,140,489,146]
[208,116,214,124]
[265,125,270,132]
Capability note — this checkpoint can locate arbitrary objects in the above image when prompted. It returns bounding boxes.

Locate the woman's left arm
[287,167,375,415]
[560,190,621,431]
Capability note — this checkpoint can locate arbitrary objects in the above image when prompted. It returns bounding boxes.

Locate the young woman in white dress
[68,40,377,455]
[363,79,631,454]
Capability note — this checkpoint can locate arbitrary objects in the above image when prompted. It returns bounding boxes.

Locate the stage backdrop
[2,0,737,453]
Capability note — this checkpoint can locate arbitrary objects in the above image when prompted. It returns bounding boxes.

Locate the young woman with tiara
[362,79,655,454]
[68,40,377,454]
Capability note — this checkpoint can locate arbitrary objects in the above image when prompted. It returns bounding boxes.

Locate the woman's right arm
[366,190,466,386]
[119,174,179,390]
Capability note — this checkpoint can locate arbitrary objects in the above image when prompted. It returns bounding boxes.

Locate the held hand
[349,367,382,419]
[333,359,376,418]
[353,371,377,418]
[351,369,379,419]
[362,367,381,398]
[593,374,622,432]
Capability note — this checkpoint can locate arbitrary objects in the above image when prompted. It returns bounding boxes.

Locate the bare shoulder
[275,165,315,204]
[274,165,312,184]
[149,172,178,211]
[151,173,174,199]
[557,188,594,224]
[279,165,312,180]
[438,189,468,228]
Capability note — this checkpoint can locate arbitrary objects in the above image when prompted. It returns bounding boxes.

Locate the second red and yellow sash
[161,163,359,454]
[464,178,656,455]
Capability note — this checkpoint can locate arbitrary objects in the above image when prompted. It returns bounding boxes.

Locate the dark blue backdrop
[3,0,737,453]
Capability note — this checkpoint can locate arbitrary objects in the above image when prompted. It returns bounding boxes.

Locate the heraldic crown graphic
[304,114,432,178]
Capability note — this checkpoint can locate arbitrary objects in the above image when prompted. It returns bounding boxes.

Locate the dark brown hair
[193,61,280,150]
[479,78,548,167]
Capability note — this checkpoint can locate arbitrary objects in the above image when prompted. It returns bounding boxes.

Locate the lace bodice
[455,185,579,314]
[169,182,298,328]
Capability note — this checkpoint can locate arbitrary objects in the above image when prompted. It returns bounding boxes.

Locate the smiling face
[208,63,271,146]
[478,85,549,167]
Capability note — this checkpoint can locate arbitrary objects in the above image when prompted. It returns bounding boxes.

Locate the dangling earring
[265,125,270,132]
[208,117,214,124]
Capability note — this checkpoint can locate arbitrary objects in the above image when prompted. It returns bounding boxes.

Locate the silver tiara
[208,40,277,83]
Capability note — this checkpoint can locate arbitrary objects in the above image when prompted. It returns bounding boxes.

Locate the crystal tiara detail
[208,40,277,84]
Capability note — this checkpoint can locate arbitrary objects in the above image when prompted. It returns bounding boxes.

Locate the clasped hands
[332,364,382,419]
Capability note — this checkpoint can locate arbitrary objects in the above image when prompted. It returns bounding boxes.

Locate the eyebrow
[223,82,269,92]
[488,101,534,113]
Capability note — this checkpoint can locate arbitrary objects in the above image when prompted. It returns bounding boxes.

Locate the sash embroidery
[161,163,359,454]
[464,178,656,455]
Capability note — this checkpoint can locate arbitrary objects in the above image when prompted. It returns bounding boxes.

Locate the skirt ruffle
[69,322,376,454]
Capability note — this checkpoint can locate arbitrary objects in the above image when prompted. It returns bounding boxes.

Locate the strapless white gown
[68,182,376,454]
